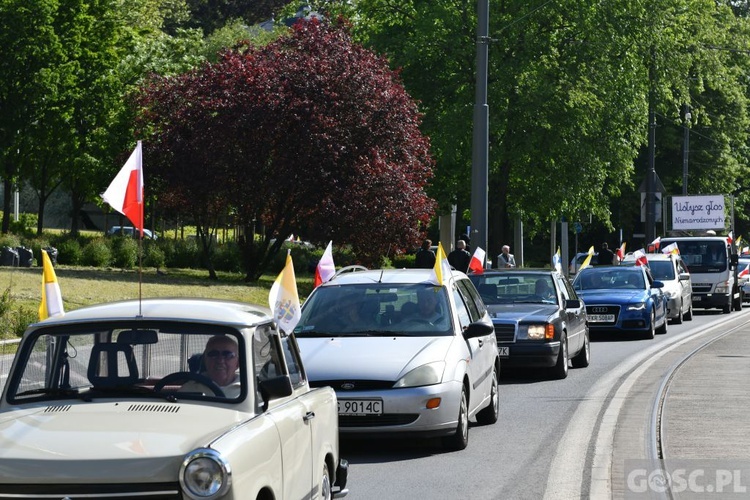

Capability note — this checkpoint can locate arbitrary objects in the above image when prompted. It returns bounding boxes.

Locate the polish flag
[649,236,661,252]
[633,249,648,267]
[739,263,750,278]
[727,231,733,244]
[616,242,627,262]
[469,247,486,274]
[102,141,144,237]
[314,241,336,287]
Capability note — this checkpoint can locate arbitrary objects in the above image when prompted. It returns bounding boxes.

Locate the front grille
[0,483,181,499]
[310,380,394,391]
[585,305,620,324]
[692,283,712,293]
[493,323,516,343]
[339,414,418,427]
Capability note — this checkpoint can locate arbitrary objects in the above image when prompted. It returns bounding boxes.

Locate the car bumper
[588,309,653,332]
[691,293,730,309]
[666,296,681,318]
[498,341,560,368]
[333,380,463,437]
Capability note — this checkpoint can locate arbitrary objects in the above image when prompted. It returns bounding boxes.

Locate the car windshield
[574,269,645,290]
[6,324,252,404]
[469,273,557,305]
[668,240,727,272]
[295,283,453,337]
[647,261,675,281]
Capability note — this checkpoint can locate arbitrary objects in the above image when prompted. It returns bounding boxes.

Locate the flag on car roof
[616,242,627,262]
[39,249,65,321]
[429,242,453,286]
[727,231,733,244]
[468,246,486,274]
[633,248,648,267]
[740,263,750,278]
[269,251,301,334]
[649,236,661,252]
[661,242,679,255]
[552,247,562,273]
[314,241,336,287]
[579,246,595,271]
[102,141,144,238]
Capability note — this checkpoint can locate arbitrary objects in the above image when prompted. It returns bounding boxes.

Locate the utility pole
[645,49,657,243]
[682,104,691,195]
[471,0,489,264]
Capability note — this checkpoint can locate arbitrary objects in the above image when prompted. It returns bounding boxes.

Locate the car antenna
[378,269,385,283]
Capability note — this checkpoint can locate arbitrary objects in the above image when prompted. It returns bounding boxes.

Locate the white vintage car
[0,298,348,500]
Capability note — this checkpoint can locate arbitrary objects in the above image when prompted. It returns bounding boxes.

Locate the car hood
[577,289,649,303]
[298,336,455,381]
[0,402,244,482]
[485,303,557,322]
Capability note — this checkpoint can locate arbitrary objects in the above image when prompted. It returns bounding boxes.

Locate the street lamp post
[682,104,691,195]
[471,0,490,263]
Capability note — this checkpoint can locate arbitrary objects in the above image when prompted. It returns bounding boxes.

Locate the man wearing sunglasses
[182,335,241,398]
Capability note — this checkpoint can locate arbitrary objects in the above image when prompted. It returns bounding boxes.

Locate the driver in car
[182,335,241,398]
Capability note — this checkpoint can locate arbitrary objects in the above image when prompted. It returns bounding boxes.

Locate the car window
[296,283,453,336]
[452,286,473,330]
[455,279,484,321]
[648,261,675,281]
[556,275,571,301]
[280,335,305,388]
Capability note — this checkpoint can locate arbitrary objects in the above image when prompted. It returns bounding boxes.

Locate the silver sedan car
[295,268,500,451]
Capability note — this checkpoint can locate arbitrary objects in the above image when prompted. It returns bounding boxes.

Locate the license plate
[589,314,615,323]
[338,399,383,416]
[498,347,510,357]
[693,296,702,302]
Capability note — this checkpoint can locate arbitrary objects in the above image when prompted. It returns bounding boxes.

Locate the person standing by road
[415,239,436,269]
[496,245,516,268]
[448,240,472,273]
[598,242,615,265]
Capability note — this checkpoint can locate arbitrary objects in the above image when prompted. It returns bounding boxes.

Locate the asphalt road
[341,307,750,500]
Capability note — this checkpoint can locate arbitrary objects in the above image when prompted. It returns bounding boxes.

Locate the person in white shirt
[496,245,516,268]
[182,335,241,398]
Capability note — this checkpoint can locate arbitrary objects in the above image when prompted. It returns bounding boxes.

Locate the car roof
[324,268,468,286]
[470,269,560,277]
[30,298,272,330]
[622,253,676,262]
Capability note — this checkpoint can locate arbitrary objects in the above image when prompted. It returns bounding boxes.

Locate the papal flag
[39,249,65,321]
[579,246,595,272]
[552,247,562,273]
[429,242,453,286]
[268,251,301,334]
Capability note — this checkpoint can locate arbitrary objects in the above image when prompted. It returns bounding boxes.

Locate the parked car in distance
[468,269,590,379]
[572,266,668,339]
[107,225,158,239]
[295,268,500,451]
[621,253,693,324]
[0,298,348,500]
[569,252,598,275]
[738,256,750,302]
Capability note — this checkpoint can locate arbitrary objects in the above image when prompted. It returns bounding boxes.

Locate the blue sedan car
[572,265,668,339]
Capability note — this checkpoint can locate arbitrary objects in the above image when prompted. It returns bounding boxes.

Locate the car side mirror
[463,320,494,339]
[652,281,664,288]
[258,375,293,410]
[679,272,690,281]
[564,299,581,309]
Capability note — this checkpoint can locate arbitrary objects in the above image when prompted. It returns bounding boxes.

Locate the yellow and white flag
[429,242,453,286]
[39,249,65,321]
[579,246,595,272]
[268,251,301,334]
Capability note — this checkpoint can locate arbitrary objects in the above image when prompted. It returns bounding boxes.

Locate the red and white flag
[649,236,661,252]
[616,242,627,261]
[661,242,679,255]
[102,141,144,237]
[633,248,648,267]
[468,247,486,274]
[739,263,750,278]
[727,231,734,244]
[314,241,336,287]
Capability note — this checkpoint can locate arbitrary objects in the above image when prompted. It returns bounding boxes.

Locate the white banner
[671,195,726,230]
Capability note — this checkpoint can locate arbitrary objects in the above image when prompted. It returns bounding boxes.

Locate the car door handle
[478,339,484,347]
[303,411,316,421]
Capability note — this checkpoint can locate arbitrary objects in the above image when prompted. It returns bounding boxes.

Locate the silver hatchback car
[295,268,500,451]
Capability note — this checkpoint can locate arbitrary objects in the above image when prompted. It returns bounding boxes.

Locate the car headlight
[715,281,730,294]
[519,324,554,340]
[627,302,646,311]
[180,448,231,500]
[394,361,446,388]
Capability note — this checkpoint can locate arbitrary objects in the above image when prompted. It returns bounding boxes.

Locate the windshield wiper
[87,385,178,402]
[15,387,82,398]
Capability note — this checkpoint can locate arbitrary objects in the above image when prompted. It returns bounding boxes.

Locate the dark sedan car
[469,270,590,379]
[572,265,668,339]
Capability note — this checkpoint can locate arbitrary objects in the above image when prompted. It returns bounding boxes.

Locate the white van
[660,236,740,314]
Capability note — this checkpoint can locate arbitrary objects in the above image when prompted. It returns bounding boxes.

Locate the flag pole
[138,232,143,316]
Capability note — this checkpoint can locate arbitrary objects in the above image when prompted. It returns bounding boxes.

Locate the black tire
[643,310,655,340]
[571,329,590,368]
[443,386,469,451]
[723,301,731,314]
[320,462,332,500]
[476,366,499,425]
[550,333,569,379]
[673,300,683,324]
[685,302,693,321]
[734,289,743,311]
